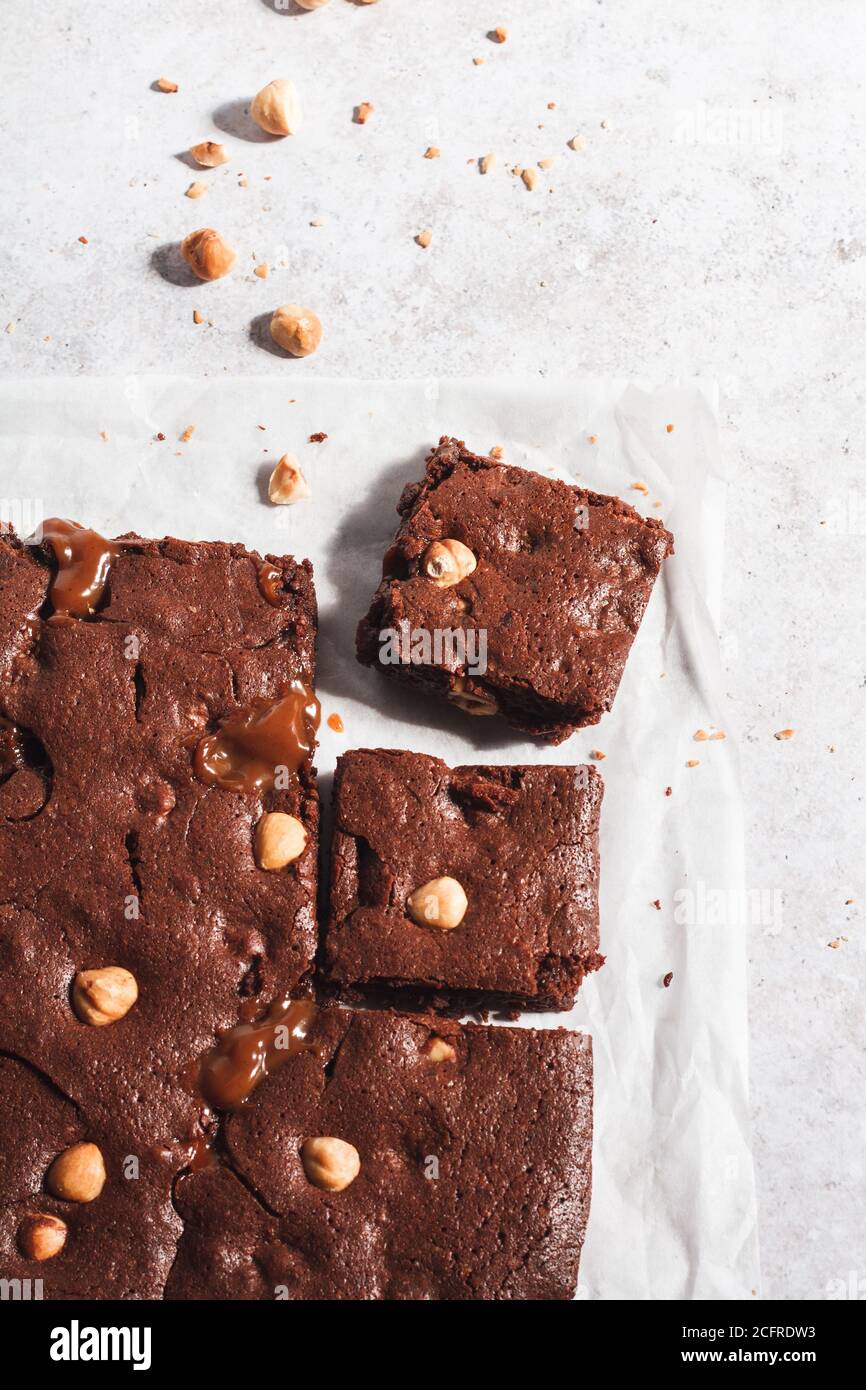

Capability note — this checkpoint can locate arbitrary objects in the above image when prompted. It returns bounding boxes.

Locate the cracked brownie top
[324,748,604,1011]
[0,522,318,1297]
[357,436,674,743]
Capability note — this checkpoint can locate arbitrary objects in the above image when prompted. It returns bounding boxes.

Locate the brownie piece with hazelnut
[323,748,604,1012]
[167,1006,594,1301]
[356,436,674,743]
[0,521,318,1296]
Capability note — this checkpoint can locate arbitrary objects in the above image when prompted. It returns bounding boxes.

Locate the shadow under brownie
[323,748,604,1012]
[357,436,674,743]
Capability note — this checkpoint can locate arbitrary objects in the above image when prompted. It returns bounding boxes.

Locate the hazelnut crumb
[774,728,795,740]
[254,263,269,278]
[472,57,486,66]
[588,434,598,445]
[99,431,108,442]
[156,77,178,93]
[238,177,249,188]
[193,309,203,324]
[355,101,374,125]
[590,749,606,761]
[309,431,328,443]
[662,971,673,988]
[479,152,496,174]
[693,729,709,741]
[686,759,700,768]
[568,134,587,152]
[185,181,207,199]
[652,899,661,911]
[828,937,847,949]
[424,146,441,159]
[666,422,675,433]
[416,228,433,248]
[664,786,672,796]
[521,167,538,191]
[156,432,166,442]
[538,158,555,170]
[190,141,229,168]
[548,101,557,109]
[489,445,504,459]
[180,425,195,443]
[630,481,649,494]
[310,217,325,227]
[78,236,89,244]
[709,730,726,741]
[490,25,508,42]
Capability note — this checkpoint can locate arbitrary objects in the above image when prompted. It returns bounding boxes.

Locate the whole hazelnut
[72,966,138,1026]
[47,1142,106,1203]
[180,228,237,281]
[251,79,303,137]
[268,454,311,506]
[301,1136,360,1192]
[422,539,477,588]
[19,1213,68,1261]
[270,305,323,357]
[255,811,308,869]
[190,141,229,168]
[407,876,468,930]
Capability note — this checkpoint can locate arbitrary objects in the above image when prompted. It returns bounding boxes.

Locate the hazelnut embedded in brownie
[323,748,604,1011]
[166,1006,593,1301]
[356,436,674,743]
[0,520,318,1298]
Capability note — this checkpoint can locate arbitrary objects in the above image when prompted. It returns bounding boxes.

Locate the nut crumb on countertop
[155,77,178,93]
[416,228,432,248]
[193,309,203,324]
[652,900,661,911]
[774,728,795,740]
[180,425,195,443]
[479,152,496,174]
[355,102,374,124]
[489,445,504,459]
[424,146,441,159]
[309,431,328,443]
[828,937,847,949]
[589,749,605,760]
[662,972,673,988]
[686,759,700,768]
[490,26,508,42]
[664,786,672,796]
[185,182,207,199]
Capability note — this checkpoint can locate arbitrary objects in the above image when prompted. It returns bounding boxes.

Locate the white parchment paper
[0,376,758,1300]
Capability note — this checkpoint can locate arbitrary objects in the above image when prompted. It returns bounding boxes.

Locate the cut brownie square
[0,520,318,1298]
[167,1007,593,1301]
[324,748,603,1011]
[357,436,674,743]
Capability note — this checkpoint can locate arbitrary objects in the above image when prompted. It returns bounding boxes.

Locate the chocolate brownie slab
[0,520,318,1297]
[167,1007,593,1301]
[357,436,674,743]
[324,748,603,1011]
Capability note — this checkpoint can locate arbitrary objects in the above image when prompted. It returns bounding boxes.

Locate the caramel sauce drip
[193,682,320,793]
[326,712,344,733]
[41,518,117,620]
[197,997,317,1110]
[257,562,284,606]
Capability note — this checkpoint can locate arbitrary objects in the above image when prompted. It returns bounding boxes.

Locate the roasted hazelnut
[47,1143,106,1203]
[19,1213,67,1261]
[268,454,311,506]
[73,966,138,1026]
[407,877,468,930]
[296,0,331,8]
[190,140,229,167]
[270,304,322,357]
[422,539,477,588]
[301,1136,360,1192]
[180,228,237,281]
[425,1037,457,1063]
[255,811,307,869]
[251,79,303,136]
[447,676,497,716]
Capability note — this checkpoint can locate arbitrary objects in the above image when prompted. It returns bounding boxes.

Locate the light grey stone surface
[0,0,863,1301]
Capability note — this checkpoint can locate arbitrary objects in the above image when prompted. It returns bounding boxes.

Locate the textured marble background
[1,0,863,1301]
